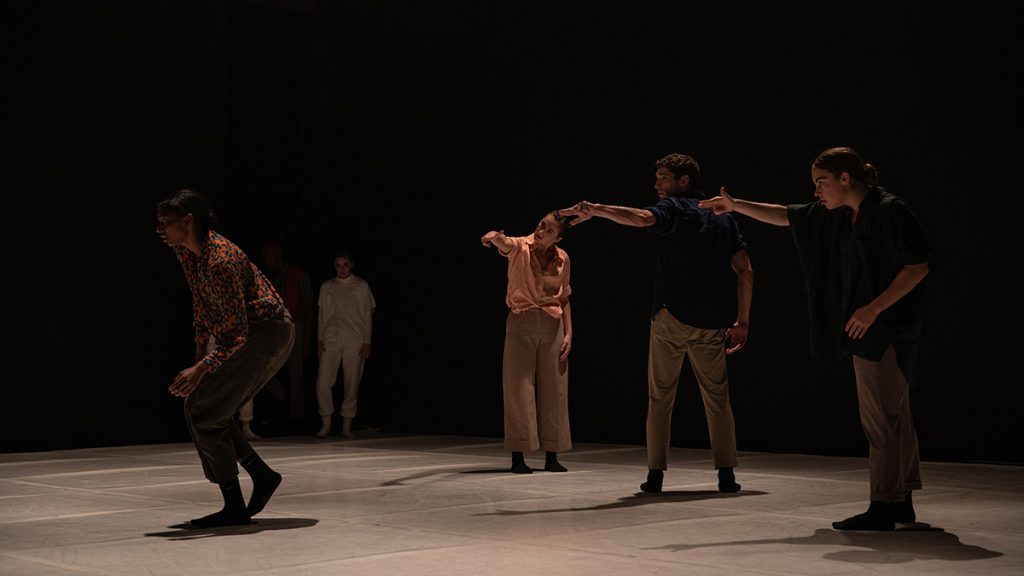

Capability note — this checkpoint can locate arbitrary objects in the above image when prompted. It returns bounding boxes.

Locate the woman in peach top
[481,211,574,473]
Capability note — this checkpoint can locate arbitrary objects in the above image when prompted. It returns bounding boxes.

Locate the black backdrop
[4,1,1021,463]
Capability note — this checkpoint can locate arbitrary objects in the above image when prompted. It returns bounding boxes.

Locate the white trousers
[316,342,365,419]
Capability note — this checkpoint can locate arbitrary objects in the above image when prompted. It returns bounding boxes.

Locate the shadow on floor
[478,489,768,516]
[377,466,517,486]
[649,526,1003,564]
[145,517,319,540]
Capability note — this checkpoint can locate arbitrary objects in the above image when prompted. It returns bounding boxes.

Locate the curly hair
[655,153,701,189]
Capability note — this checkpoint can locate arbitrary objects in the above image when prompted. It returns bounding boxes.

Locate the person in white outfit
[315,250,375,438]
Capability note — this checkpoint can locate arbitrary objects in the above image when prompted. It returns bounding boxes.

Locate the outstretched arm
[481,230,514,253]
[559,200,656,228]
[699,187,790,227]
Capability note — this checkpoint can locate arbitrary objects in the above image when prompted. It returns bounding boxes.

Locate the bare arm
[195,337,209,363]
[481,230,515,253]
[846,263,929,339]
[726,250,753,355]
[699,187,790,227]
[559,301,573,362]
[559,200,656,228]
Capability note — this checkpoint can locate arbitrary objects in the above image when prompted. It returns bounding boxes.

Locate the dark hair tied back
[551,211,572,239]
[813,147,880,187]
[156,189,217,237]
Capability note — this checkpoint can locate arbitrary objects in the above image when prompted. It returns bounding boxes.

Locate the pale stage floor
[1,434,1021,575]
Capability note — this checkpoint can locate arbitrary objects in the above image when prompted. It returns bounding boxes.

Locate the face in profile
[334,256,354,279]
[654,168,684,199]
[811,167,848,210]
[156,209,189,247]
[533,213,564,246]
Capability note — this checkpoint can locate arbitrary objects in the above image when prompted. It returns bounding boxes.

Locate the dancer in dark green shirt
[700,147,931,531]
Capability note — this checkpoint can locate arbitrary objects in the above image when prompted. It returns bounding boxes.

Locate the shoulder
[646,197,677,213]
[876,188,910,211]
[208,233,247,265]
[873,188,915,219]
[502,235,530,256]
[787,200,823,214]
[787,200,831,222]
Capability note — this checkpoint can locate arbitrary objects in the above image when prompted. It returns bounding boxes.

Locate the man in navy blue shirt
[561,153,753,493]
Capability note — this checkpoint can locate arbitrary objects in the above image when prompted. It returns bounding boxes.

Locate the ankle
[717,467,741,492]
[867,500,894,518]
[544,451,567,472]
[511,452,532,474]
[219,478,246,512]
[641,469,663,493]
[240,452,276,480]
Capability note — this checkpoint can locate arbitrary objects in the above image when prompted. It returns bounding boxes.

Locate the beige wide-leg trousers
[503,309,571,453]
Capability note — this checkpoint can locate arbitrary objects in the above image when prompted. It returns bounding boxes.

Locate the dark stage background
[4,1,1021,463]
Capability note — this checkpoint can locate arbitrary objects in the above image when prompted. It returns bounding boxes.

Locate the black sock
[718,467,741,493]
[893,491,916,523]
[511,452,532,474]
[641,469,663,493]
[544,451,567,472]
[190,477,251,527]
[832,501,895,531]
[240,452,282,516]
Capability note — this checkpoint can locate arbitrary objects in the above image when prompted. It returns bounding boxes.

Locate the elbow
[737,268,753,290]
[640,212,657,227]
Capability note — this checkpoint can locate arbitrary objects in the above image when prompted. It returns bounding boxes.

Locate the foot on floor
[717,467,741,493]
[832,502,895,531]
[247,471,282,516]
[544,451,568,472]
[640,469,663,493]
[511,452,533,474]
[893,491,916,523]
[189,507,252,528]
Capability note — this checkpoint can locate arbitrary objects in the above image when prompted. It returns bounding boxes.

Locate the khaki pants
[184,316,294,483]
[238,320,307,422]
[503,309,571,453]
[852,346,922,502]
[646,309,737,470]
